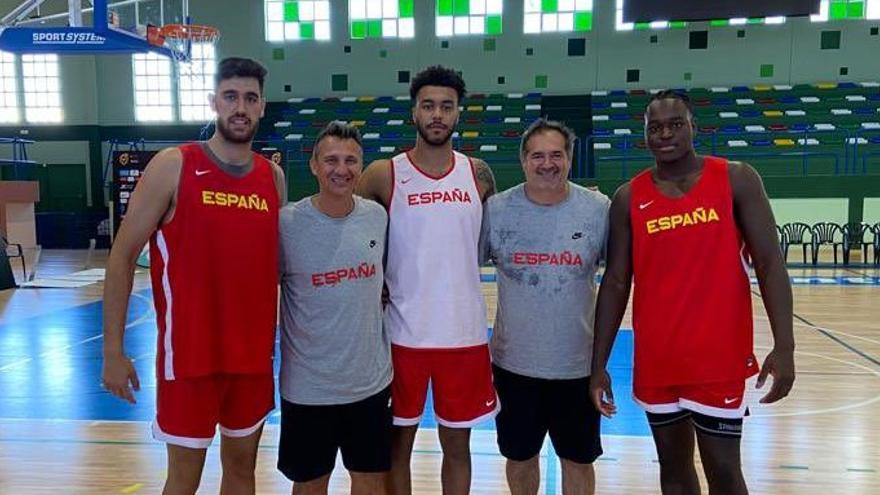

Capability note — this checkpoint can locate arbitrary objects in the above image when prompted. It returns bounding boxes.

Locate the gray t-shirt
[279,196,392,405]
[481,183,611,379]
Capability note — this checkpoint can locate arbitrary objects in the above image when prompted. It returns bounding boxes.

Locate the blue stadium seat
[715,97,734,106]
[592,129,612,136]
[790,123,811,132]
[610,113,630,121]
[837,82,858,89]
[732,86,750,92]
[752,139,772,147]
[854,107,876,115]
[592,102,611,109]
[779,96,800,104]
[721,125,744,134]
[609,90,627,96]
[740,110,761,118]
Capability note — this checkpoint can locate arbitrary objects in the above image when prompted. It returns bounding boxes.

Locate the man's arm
[102,148,181,404]
[271,162,288,206]
[473,158,496,202]
[730,162,795,404]
[355,159,392,208]
[589,184,634,417]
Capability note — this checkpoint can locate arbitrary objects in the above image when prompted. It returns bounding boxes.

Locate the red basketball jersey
[629,156,758,388]
[149,143,279,380]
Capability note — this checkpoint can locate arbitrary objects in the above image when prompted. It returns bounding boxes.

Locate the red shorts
[391,344,498,428]
[633,379,748,419]
[153,373,275,448]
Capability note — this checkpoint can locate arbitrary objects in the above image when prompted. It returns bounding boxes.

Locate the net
[147,23,220,77]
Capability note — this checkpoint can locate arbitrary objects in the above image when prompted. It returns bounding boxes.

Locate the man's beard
[216,116,258,144]
[416,121,454,146]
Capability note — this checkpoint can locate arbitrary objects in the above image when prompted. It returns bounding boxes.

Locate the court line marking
[749,345,880,418]
[754,314,880,347]
[750,290,880,368]
[0,293,155,373]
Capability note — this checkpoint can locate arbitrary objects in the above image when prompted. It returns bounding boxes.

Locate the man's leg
[388,425,418,495]
[648,412,701,495]
[218,374,274,495]
[292,474,331,495]
[493,365,546,495]
[350,472,387,495]
[506,455,540,495]
[164,444,208,495]
[388,346,432,495]
[438,425,472,495]
[693,414,748,495]
[560,459,595,495]
[219,425,263,495]
[154,376,215,495]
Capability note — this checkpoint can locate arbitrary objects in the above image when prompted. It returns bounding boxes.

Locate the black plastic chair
[781,222,811,264]
[811,222,843,265]
[1,235,26,280]
[842,222,871,265]
[873,223,880,266]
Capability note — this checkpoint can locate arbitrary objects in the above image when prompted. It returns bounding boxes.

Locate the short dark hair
[409,65,466,102]
[520,118,577,160]
[312,121,363,160]
[646,89,694,117]
[215,57,268,93]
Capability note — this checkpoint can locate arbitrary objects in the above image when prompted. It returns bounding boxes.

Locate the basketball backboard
[0,0,193,60]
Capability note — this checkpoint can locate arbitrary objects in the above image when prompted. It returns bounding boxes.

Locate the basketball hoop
[147,23,220,63]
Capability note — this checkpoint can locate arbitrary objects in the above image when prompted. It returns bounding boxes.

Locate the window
[615,0,686,30]
[0,51,19,123]
[132,52,173,122]
[21,54,62,123]
[265,0,332,41]
[178,43,216,122]
[524,0,594,34]
[436,0,503,37]
[614,0,785,31]
[350,0,415,39]
[812,0,880,21]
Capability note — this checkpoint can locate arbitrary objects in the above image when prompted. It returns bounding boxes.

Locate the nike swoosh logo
[639,201,654,210]
[400,177,412,184]
[195,169,211,176]
[724,397,738,405]
[485,399,496,407]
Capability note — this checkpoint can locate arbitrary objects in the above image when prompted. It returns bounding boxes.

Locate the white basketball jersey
[385,151,488,348]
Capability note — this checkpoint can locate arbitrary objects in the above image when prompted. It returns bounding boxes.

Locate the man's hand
[102,352,140,404]
[589,369,617,418]
[756,347,795,404]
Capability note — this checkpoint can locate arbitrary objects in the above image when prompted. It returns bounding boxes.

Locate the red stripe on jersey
[629,156,758,388]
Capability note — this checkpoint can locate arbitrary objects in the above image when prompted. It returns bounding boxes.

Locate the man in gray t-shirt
[277,122,392,494]
[481,118,610,495]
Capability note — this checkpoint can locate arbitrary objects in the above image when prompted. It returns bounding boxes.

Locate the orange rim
[159,24,220,42]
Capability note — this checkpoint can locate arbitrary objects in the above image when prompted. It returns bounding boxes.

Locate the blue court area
[0,290,650,437]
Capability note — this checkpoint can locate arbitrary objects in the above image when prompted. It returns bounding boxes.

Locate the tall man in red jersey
[590,91,795,495]
[102,57,286,495]
[356,66,497,495]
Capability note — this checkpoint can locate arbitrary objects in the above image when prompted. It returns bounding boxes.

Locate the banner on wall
[111,150,157,235]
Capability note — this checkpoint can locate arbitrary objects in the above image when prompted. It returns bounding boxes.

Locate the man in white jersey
[356,65,497,495]
[481,119,610,495]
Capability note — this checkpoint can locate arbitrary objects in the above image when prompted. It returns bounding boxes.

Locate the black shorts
[493,365,602,464]
[646,409,747,439]
[277,386,392,482]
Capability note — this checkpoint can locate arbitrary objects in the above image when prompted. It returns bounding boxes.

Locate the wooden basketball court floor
[1,250,878,494]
